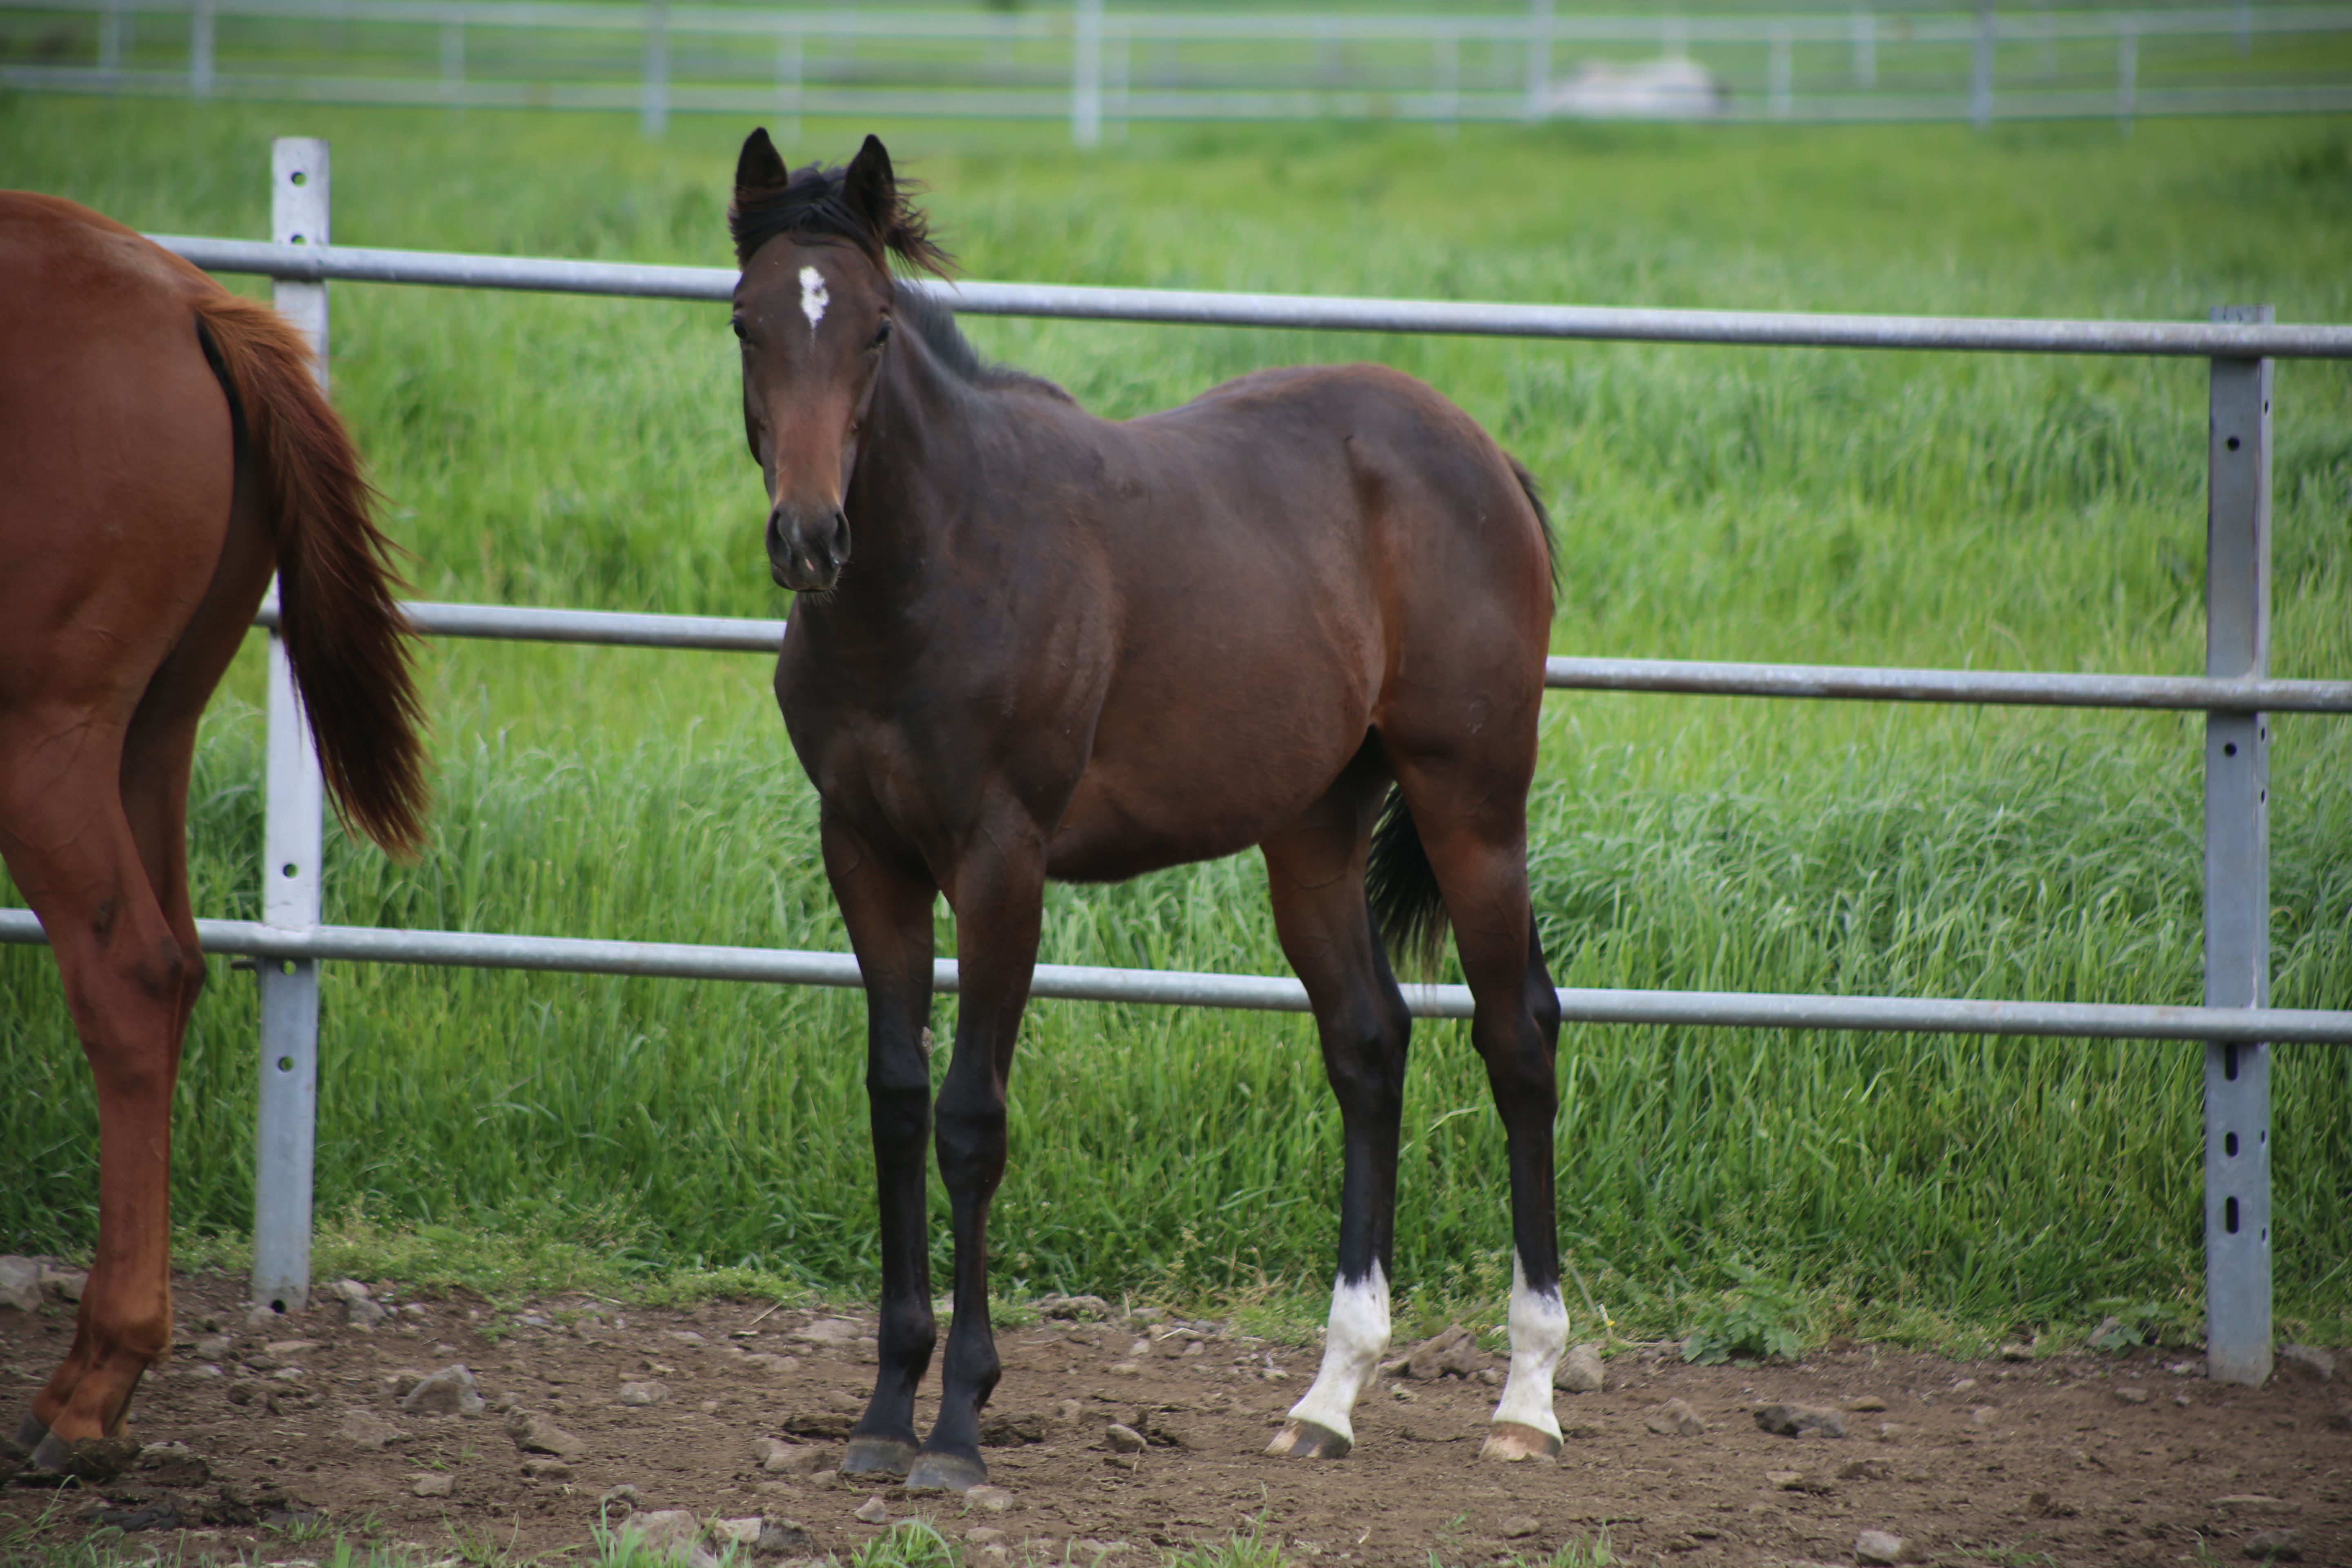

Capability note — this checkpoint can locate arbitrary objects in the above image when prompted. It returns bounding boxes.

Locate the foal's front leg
[904,829,1049,1494]
[824,814,942,1482]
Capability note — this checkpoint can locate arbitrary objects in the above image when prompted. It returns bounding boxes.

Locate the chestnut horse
[0,194,426,1474]
[732,131,1566,1491]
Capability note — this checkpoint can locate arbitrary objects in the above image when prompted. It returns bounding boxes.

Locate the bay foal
[0,194,425,1474]
[731,131,1566,1491]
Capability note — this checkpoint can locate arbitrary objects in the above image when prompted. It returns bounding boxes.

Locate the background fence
[4,136,2352,1384]
[0,1,2348,142]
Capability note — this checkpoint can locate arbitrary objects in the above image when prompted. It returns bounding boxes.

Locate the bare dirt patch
[4,1274,2345,1566]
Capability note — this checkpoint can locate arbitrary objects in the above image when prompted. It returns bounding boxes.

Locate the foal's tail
[1366,789,1448,978]
[194,294,430,859]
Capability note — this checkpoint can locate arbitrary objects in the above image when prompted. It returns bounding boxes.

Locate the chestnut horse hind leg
[0,386,272,1473]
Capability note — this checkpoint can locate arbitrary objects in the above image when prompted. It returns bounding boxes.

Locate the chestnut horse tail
[194,293,430,859]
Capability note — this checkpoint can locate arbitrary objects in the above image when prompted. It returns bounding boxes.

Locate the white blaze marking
[1490,1251,1568,1439]
[1285,1264,1389,1443]
[798,264,829,334]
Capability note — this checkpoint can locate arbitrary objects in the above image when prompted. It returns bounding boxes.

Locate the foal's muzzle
[768,502,849,592]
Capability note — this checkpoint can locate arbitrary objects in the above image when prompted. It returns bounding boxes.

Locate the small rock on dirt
[1645,1397,1706,1436]
[626,1509,703,1559]
[1499,1516,1541,1540]
[1102,1423,1147,1453]
[1755,1403,1847,1438]
[1554,1342,1605,1393]
[1845,1395,1888,1412]
[2276,1344,2334,1383]
[758,1438,828,1474]
[853,1496,890,1525]
[412,1473,453,1498]
[2114,1385,2150,1405]
[522,1458,574,1481]
[0,1256,42,1312]
[1036,1293,1112,1320]
[38,1266,87,1303]
[1837,1459,1893,1482]
[1403,1323,1487,1380]
[756,1520,814,1556]
[618,1380,671,1406]
[136,1440,211,1485]
[965,1484,1014,1512]
[402,1364,486,1417]
[335,1408,408,1450]
[601,1484,644,1513]
[507,1411,588,1458]
[1854,1528,1907,1564]
[792,1318,864,1345]
[1767,1470,1828,1494]
[708,1517,762,1546]
[2243,1528,2305,1562]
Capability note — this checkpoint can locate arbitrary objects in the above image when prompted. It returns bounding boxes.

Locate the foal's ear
[841,134,898,243]
[735,127,790,194]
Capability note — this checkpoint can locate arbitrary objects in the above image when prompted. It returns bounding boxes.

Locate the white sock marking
[1490,1252,1568,1439]
[798,264,829,334]
[1285,1264,1389,1443]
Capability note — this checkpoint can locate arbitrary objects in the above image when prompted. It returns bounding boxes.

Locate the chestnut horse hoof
[1263,1419,1351,1459]
[1477,1421,1561,1463]
[904,1451,988,1493]
[840,1437,916,1480]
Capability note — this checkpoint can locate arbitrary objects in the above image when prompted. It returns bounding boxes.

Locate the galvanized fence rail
[5,137,2349,1385]
[2,0,2349,141]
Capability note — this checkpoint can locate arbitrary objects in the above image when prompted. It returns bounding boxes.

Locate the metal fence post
[252,137,331,1319]
[191,0,214,97]
[2204,304,2274,1388]
[1970,2,1994,128]
[1523,0,1550,122]
[641,0,669,138]
[1071,0,1101,148]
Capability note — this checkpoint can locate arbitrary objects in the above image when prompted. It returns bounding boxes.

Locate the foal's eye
[730,315,749,342]
[871,319,893,349]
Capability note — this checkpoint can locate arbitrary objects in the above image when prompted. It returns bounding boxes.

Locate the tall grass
[2,97,2348,1339]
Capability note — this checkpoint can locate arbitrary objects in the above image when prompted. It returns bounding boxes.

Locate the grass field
[2,94,2349,1350]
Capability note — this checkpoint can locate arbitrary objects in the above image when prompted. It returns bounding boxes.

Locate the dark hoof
[1478,1421,1562,1463]
[904,1451,988,1494]
[27,1433,138,1483]
[1263,1418,1350,1459]
[11,1414,48,1453]
[840,1437,916,1480]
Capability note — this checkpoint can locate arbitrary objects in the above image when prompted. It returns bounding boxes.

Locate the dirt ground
[3,1272,2345,1568]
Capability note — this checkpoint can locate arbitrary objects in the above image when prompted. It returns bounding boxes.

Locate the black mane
[895,285,1074,404]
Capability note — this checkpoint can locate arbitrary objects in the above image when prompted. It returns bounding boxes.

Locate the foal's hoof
[26,1432,139,1482]
[1264,1419,1350,1459]
[840,1437,916,1481]
[11,1414,48,1454]
[1477,1421,1561,1463]
[904,1451,988,1494]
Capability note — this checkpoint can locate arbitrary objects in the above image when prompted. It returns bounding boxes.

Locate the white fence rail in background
[1,1,2348,142]
[4,138,2351,1385]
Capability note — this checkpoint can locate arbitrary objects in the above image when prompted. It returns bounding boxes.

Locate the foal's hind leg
[1258,762,1412,1461]
[1387,763,1567,1463]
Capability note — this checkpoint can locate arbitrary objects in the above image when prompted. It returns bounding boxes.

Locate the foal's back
[1014,358,1555,883]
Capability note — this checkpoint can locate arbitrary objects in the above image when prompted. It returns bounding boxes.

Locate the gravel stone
[0,1256,42,1312]
[2243,1529,2304,1561]
[1645,1397,1706,1436]
[1554,1343,1605,1393]
[617,1380,671,1407]
[334,1409,409,1450]
[1854,1528,1907,1564]
[411,1473,453,1498]
[402,1364,487,1417]
[1755,1403,1848,1438]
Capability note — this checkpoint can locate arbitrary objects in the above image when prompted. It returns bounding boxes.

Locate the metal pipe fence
[2,0,2349,140]
[4,136,2347,1385]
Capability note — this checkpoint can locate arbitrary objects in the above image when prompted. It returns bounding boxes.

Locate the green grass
[2,96,2349,1349]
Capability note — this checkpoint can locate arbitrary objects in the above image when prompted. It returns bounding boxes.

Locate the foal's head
[728,130,949,594]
